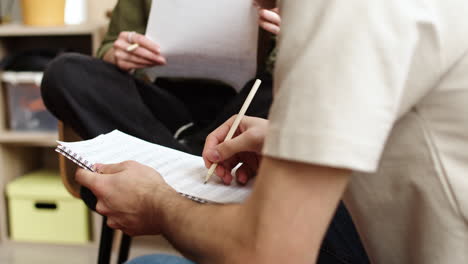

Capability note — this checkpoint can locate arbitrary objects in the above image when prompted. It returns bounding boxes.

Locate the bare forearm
[158,194,251,263]
[156,158,349,264]
[242,157,350,263]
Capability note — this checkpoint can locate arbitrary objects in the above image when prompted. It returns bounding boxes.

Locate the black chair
[98,217,132,264]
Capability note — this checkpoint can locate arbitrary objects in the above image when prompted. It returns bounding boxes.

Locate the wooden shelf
[0,131,58,147]
[0,19,105,247]
[0,23,104,37]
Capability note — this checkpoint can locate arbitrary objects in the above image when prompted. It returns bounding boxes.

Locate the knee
[42,53,89,93]
[41,53,92,108]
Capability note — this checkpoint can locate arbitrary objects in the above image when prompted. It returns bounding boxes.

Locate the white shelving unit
[0,22,179,263]
[0,22,105,248]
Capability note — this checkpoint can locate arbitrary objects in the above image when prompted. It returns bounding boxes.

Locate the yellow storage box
[6,170,89,244]
[21,0,66,26]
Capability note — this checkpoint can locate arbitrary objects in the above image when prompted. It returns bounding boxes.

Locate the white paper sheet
[57,130,252,203]
[144,0,259,92]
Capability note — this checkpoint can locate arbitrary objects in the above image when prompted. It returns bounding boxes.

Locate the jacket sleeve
[96,0,151,59]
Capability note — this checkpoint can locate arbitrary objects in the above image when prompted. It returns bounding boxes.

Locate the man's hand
[103,31,166,71]
[203,115,268,185]
[75,161,177,236]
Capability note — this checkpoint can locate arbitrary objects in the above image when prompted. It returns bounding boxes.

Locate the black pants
[41,53,368,264]
[41,53,273,155]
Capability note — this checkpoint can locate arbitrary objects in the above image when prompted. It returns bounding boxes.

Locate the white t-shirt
[263,0,468,263]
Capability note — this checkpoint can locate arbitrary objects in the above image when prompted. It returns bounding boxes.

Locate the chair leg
[98,216,115,264]
[117,234,132,264]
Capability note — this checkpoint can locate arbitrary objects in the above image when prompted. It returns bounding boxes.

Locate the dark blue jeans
[127,255,194,264]
[126,203,369,264]
[317,203,369,264]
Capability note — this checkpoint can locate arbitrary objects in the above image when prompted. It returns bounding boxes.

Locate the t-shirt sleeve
[263,0,419,172]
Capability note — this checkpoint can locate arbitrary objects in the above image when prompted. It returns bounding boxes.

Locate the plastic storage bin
[2,71,57,131]
[6,170,90,244]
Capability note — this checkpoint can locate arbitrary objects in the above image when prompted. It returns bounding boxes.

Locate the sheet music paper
[57,130,252,204]
[144,0,259,92]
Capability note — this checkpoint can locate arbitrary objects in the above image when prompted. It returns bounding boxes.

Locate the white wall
[88,0,118,24]
[0,0,21,22]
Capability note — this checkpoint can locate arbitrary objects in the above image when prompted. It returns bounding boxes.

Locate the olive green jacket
[96,0,275,75]
[96,0,152,59]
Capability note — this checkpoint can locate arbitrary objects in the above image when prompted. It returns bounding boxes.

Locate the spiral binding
[179,193,208,204]
[56,144,208,204]
[55,145,95,172]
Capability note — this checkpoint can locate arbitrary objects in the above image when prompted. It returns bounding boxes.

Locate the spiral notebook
[55,130,253,204]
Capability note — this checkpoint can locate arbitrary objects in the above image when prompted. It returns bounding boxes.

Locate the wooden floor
[0,235,179,264]
[0,243,97,264]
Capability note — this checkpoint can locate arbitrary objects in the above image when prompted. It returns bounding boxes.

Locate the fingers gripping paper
[56,130,253,204]
[144,0,259,92]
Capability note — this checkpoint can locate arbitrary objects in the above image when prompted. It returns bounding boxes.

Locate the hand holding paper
[258,7,281,34]
[104,31,166,71]
[76,161,174,236]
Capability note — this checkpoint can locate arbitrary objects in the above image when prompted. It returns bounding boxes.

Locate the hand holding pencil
[203,80,268,185]
[103,31,166,72]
